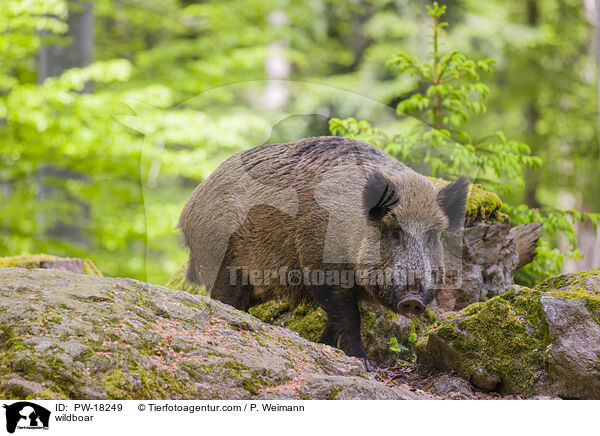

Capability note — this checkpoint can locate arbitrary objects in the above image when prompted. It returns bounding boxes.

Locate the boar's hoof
[397,299,425,317]
[361,358,375,372]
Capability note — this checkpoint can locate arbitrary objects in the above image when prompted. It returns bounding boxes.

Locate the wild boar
[179,136,468,367]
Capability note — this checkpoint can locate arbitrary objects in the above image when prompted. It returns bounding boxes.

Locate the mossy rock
[534,270,600,319]
[428,177,505,222]
[416,270,600,398]
[0,254,102,277]
[249,299,433,364]
[416,286,547,394]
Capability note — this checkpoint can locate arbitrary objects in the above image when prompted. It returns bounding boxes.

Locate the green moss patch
[417,271,600,395]
[251,302,327,343]
[419,287,548,394]
[428,177,505,221]
[535,270,599,293]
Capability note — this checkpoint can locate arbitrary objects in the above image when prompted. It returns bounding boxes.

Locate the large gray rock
[541,296,600,398]
[416,270,600,399]
[0,268,427,400]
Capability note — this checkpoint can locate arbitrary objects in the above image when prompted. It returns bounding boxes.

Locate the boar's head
[360,171,469,317]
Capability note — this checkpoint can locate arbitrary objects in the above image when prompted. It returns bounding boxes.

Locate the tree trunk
[524,0,541,208]
[39,1,94,87]
[37,1,94,245]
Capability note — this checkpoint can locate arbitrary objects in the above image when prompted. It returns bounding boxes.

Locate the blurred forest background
[1,0,599,285]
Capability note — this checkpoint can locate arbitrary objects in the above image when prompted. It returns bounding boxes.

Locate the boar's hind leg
[312,287,367,361]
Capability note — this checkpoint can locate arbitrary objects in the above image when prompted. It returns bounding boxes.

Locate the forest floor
[373,364,526,400]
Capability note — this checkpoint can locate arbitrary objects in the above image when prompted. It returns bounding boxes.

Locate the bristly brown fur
[178,136,469,362]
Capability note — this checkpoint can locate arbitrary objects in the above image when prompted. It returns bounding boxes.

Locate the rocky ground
[0,268,426,400]
[151,264,600,400]
[1,255,598,400]
[372,365,559,400]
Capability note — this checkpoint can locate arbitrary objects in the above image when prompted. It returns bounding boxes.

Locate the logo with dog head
[2,402,50,434]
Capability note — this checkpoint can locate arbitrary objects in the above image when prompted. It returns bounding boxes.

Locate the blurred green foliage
[0,0,598,285]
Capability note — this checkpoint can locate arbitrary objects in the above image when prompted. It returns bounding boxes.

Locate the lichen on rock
[535,271,600,321]
[0,268,426,400]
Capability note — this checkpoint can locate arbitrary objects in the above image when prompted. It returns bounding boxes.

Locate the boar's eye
[391,228,404,240]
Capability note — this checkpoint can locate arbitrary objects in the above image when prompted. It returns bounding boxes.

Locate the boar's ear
[437,176,469,232]
[363,172,399,220]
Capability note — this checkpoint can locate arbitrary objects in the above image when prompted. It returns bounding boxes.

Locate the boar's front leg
[318,319,341,347]
[311,286,372,371]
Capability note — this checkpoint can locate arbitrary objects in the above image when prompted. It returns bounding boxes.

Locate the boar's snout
[395,279,429,317]
[397,298,425,318]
